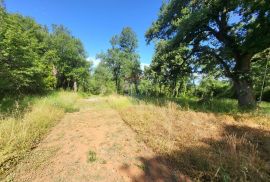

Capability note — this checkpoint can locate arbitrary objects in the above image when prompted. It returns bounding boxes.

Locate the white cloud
[140,63,150,70]
[87,57,101,68]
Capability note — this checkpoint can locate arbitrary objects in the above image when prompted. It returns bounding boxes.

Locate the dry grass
[106,96,270,181]
[0,91,81,177]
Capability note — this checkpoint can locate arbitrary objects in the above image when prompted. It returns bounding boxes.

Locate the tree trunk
[233,79,256,108]
[115,79,118,94]
[135,82,139,95]
[232,55,257,108]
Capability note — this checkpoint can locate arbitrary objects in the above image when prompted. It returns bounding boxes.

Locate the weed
[87,150,97,163]
[136,163,149,173]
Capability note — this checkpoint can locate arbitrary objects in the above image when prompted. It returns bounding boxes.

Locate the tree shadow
[120,156,191,182]
[120,124,270,181]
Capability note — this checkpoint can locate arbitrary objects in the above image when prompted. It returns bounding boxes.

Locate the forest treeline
[0,4,90,97]
[92,0,270,109]
[1,1,270,109]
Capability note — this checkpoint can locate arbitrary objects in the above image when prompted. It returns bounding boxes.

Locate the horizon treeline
[91,0,270,108]
[1,1,270,108]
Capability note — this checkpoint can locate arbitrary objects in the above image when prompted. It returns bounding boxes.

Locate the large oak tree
[146,0,270,108]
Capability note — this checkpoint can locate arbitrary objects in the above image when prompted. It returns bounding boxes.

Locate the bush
[262,88,270,102]
[196,77,233,99]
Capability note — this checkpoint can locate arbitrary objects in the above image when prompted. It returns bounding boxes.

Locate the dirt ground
[6,99,182,182]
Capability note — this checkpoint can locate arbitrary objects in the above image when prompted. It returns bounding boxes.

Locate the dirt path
[8,99,176,182]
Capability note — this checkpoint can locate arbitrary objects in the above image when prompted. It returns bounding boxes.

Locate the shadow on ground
[120,124,270,182]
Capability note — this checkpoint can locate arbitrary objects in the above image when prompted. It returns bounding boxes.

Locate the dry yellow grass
[106,96,270,181]
[0,91,81,177]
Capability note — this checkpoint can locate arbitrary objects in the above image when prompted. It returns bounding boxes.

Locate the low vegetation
[87,150,97,163]
[106,95,270,181]
[0,91,81,177]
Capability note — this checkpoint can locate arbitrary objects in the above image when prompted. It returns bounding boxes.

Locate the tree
[50,25,90,91]
[119,28,141,94]
[146,0,270,108]
[119,27,138,53]
[97,27,141,94]
[251,48,270,101]
[147,40,193,97]
[126,58,141,94]
[0,10,56,96]
[89,62,115,95]
[0,7,91,96]
[97,49,125,93]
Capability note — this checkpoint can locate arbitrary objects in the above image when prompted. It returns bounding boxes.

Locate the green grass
[0,91,81,177]
[87,150,97,163]
[0,96,35,118]
[258,101,270,115]
[135,95,270,115]
[105,95,136,109]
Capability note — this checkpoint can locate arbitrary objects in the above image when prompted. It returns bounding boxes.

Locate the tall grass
[0,96,35,119]
[0,91,81,176]
[135,95,270,115]
[105,95,135,109]
[106,95,270,181]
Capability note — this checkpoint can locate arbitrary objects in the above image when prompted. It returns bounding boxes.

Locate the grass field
[1,93,269,181]
[106,95,270,181]
[0,91,81,177]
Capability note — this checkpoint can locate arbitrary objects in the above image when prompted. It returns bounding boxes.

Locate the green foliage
[196,77,233,99]
[143,40,192,97]
[262,88,270,102]
[97,27,141,94]
[251,48,270,101]
[146,0,270,107]
[50,25,91,90]
[0,12,54,95]
[118,27,138,53]
[89,63,115,95]
[0,7,91,97]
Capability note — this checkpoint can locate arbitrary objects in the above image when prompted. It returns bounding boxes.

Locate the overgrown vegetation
[0,0,269,181]
[0,91,81,177]
[105,96,270,181]
[91,27,141,95]
[0,5,90,97]
[145,0,270,108]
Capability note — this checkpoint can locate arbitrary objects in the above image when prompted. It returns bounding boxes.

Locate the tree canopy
[0,6,90,97]
[146,0,270,108]
[97,27,141,94]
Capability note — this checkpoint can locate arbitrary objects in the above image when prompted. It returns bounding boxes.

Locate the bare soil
[7,99,180,182]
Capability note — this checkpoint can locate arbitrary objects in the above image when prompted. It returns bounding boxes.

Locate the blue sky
[5,0,162,66]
